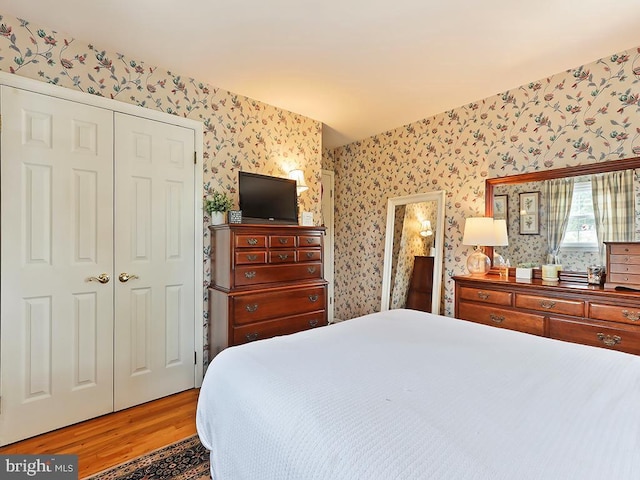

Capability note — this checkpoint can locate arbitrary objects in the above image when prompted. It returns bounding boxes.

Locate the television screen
[238,171,298,224]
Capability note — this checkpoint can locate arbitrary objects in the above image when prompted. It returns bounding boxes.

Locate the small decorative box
[515,267,533,279]
[228,210,242,224]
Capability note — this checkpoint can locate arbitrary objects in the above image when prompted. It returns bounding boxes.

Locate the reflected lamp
[420,220,433,237]
[492,219,509,266]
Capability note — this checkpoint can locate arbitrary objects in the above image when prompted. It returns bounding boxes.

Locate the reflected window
[560,181,598,250]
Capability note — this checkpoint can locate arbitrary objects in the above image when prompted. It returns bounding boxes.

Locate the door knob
[88,273,110,284]
[118,272,139,283]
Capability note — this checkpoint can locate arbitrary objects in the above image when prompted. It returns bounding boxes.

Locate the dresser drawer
[609,255,640,267]
[235,234,267,248]
[269,235,296,248]
[549,317,640,355]
[235,251,267,265]
[607,272,640,285]
[609,243,640,255]
[608,262,640,274]
[299,235,321,247]
[589,302,640,326]
[457,303,544,335]
[233,311,327,345]
[515,294,584,316]
[269,250,296,263]
[233,286,326,324]
[459,286,512,306]
[298,249,321,262]
[235,263,323,287]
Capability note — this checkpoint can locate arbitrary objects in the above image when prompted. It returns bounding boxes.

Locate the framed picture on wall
[519,191,539,235]
[493,195,508,223]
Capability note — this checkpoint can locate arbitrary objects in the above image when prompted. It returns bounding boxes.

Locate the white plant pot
[210,211,225,225]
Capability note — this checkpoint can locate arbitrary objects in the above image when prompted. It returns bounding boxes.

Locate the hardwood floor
[0,388,200,479]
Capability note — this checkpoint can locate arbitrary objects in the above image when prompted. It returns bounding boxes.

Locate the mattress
[197,309,640,479]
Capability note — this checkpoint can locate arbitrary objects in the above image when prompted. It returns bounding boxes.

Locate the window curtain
[591,169,634,264]
[545,178,574,264]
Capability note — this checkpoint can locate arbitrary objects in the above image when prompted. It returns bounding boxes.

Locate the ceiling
[1,1,639,149]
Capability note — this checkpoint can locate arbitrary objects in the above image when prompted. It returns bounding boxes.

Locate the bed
[196,309,640,479]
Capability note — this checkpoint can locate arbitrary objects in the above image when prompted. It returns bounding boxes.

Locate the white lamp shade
[420,220,433,237]
[288,169,308,195]
[462,217,495,246]
[493,219,509,247]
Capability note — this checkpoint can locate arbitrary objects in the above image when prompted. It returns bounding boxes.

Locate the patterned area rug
[85,435,210,480]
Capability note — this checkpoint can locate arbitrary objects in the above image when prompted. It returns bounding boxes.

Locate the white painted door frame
[0,73,205,390]
[321,170,335,323]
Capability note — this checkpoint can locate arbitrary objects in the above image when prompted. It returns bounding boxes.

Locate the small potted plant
[204,190,233,225]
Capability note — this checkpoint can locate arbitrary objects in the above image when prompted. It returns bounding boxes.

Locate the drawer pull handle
[245,332,259,342]
[245,304,259,313]
[308,294,319,302]
[244,271,256,279]
[477,292,490,300]
[489,314,505,324]
[279,238,289,244]
[306,252,314,258]
[596,333,621,347]
[540,300,556,309]
[306,238,315,244]
[309,319,319,327]
[246,254,258,261]
[278,254,289,260]
[247,238,258,245]
[307,266,317,274]
[621,310,640,322]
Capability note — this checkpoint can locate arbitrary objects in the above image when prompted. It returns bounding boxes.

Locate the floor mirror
[381,191,446,314]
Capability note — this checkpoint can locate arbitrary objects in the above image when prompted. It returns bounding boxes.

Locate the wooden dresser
[406,256,434,312]
[209,224,327,356]
[454,275,640,355]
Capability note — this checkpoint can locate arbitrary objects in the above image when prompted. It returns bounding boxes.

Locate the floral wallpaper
[0,12,323,366]
[329,46,640,320]
[494,181,549,268]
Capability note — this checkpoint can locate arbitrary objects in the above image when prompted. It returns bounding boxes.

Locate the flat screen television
[238,171,298,224]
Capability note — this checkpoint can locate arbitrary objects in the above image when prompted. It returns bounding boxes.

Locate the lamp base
[467,249,491,276]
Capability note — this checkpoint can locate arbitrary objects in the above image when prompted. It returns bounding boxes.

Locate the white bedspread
[197,309,640,479]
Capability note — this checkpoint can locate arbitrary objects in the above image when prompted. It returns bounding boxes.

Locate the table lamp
[462,217,495,275]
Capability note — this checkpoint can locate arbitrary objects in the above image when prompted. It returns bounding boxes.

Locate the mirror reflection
[487,159,640,272]
[381,191,445,314]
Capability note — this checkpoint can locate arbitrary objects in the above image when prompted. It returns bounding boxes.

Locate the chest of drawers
[209,224,327,356]
[454,275,640,355]
[604,241,640,288]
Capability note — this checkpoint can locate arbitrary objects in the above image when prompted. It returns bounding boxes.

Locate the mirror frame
[485,156,640,278]
[381,190,446,314]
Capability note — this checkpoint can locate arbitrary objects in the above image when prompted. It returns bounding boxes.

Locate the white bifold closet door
[113,113,195,411]
[0,86,196,446]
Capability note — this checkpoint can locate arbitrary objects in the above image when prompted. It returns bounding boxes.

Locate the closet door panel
[114,113,195,410]
[0,87,114,446]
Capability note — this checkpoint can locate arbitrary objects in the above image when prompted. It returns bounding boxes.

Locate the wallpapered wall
[0,13,323,364]
[327,46,640,320]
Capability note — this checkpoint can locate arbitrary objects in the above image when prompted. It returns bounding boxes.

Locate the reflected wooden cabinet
[209,224,327,357]
[406,256,434,312]
[604,241,640,289]
[454,275,640,355]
